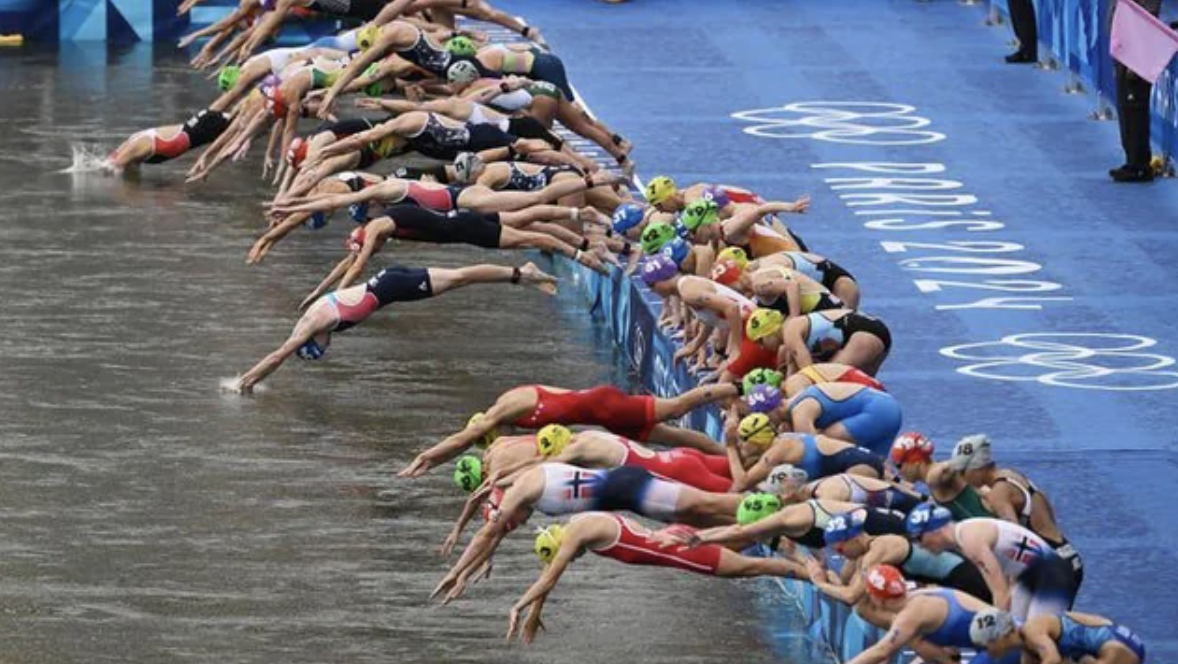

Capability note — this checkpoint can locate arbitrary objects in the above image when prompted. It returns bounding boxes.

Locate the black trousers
[1009,0,1038,57]
[1116,63,1154,167]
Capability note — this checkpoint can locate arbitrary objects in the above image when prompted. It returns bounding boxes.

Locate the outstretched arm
[723,201,808,241]
[843,613,921,664]
[507,544,577,643]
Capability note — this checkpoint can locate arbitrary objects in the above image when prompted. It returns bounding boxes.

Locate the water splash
[59,143,119,175]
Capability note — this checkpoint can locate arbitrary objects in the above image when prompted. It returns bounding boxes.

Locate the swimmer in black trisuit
[231,261,557,392]
[295,203,608,309]
[105,109,232,172]
[354,96,568,158]
[460,75,635,172]
[251,173,619,264]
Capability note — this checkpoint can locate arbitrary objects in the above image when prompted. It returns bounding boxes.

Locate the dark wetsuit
[406,114,515,161]
[143,109,230,164]
[331,265,435,333]
[384,204,502,248]
[394,29,452,75]
[308,0,384,19]
[500,163,578,192]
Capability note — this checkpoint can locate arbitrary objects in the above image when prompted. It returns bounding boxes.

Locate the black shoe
[1109,164,1155,183]
[1005,51,1036,64]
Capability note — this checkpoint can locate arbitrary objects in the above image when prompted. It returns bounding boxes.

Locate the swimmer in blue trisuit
[746,307,891,377]
[970,608,1147,664]
[809,512,992,608]
[737,382,901,458]
[784,383,902,457]
[231,261,556,392]
[728,413,885,492]
[844,564,1007,664]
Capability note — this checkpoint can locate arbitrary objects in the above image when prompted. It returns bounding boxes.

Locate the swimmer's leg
[652,383,739,421]
[715,549,805,579]
[643,423,722,454]
[832,277,860,310]
[831,336,887,377]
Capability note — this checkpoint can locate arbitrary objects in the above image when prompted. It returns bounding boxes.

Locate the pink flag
[1110,0,1178,83]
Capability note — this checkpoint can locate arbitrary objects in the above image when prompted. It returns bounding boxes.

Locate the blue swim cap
[824,509,867,545]
[672,220,691,240]
[641,255,679,286]
[297,338,326,360]
[661,237,690,266]
[612,203,644,234]
[745,384,783,414]
[348,201,370,223]
[305,211,328,230]
[906,504,953,536]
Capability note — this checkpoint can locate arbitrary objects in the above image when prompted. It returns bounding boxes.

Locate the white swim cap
[758,463,808,494]
[446,59,480,85]
[949,434,993,471]
[969,609,1015,646]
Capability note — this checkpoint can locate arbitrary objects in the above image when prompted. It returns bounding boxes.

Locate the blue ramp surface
[515,0,1178,657]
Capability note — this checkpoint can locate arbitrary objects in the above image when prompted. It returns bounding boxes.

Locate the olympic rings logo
[939,333,1178,391]
[730,102,946,146]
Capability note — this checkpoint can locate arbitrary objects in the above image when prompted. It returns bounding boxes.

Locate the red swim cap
[287,137,308,167]
[865,564,907,600]
[346,226,367,253]
[891,431,934,465]
[264,85,287,120]
[711,259,743,286]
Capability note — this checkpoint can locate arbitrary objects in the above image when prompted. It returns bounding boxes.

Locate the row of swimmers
[124,3,1141,662]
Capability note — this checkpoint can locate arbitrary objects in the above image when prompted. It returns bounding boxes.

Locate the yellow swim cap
[468,412,501,448]
[534,524,565,565]
[644,176,677,206]
[745,308,784,341]
[536,424,572,457]
[358,24,380,51]
[738,413,776,446]
[716,246,749,269]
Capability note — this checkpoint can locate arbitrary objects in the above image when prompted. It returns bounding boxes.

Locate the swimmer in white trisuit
[905,504,1077,622]
[432,461,745,602]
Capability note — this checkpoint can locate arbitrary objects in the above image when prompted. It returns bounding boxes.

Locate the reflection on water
[0,45,810,663]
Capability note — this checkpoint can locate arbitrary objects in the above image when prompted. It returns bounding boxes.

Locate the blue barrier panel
[986,0,1178,161]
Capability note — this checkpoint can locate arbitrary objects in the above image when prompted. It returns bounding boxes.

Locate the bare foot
[518,262,558,295]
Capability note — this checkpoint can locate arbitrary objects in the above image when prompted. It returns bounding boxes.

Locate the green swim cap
[453,455,484,493]
[445,36,477,57]
[742,368,784,395]
[362,63,383,98]
[640,221,676,255]
[737,492,782,526]
[680,199,719,231]
[217,65,241,92]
